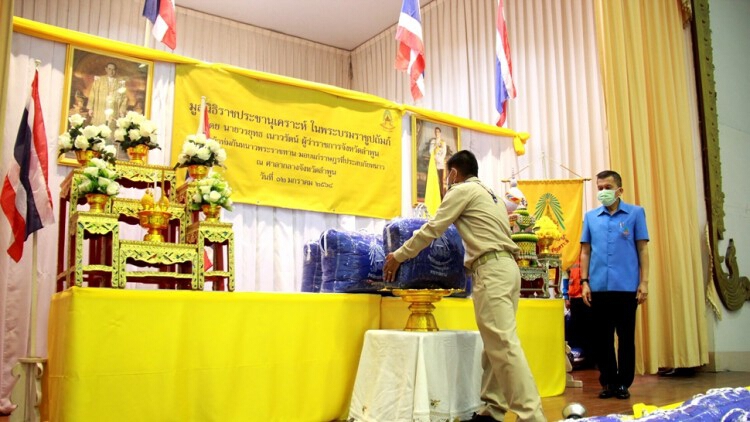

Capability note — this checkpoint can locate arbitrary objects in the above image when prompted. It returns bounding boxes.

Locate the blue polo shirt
[580,200,649,292]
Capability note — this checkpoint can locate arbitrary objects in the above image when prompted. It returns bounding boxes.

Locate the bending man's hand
[383,253,401,282]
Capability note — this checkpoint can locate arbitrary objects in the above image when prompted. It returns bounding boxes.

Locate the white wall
[708,0,750,371]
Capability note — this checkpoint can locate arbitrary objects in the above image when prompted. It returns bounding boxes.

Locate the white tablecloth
[349,330,483,422]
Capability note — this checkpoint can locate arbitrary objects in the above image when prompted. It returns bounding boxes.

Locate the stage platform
[47,288,564,421]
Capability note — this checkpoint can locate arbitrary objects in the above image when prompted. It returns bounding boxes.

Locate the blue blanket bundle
[580,387,750,421]
[320,229,385,293]
[301,241,323,292]
[383,218,468,291]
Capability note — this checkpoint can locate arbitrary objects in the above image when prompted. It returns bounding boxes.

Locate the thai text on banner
[172,64,403,219]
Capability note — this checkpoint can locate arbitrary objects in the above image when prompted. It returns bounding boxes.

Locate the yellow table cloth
[47,288,381,422]
[47,290,564,421]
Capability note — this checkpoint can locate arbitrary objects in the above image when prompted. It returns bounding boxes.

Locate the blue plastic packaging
[301,241,323,293]
[383,218,468,291]
[320,229,385,293]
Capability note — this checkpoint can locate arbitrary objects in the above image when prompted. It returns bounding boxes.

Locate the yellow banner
[518,179,584,270]
[172,64,402,219]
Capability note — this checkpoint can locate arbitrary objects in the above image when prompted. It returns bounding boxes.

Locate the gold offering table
[59,211,120,290]
[56,161,234,291]
[186,221,235,291]
[117,240,199,289]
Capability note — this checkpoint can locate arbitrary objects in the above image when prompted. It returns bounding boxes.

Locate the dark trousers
[590,291,638,388]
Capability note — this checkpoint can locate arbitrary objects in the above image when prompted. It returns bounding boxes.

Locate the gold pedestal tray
[392,289,456,332]
[138,210,172,242]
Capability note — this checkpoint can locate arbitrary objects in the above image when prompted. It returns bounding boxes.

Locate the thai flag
[1,69,54,262]
[395,0,425,101]
[143,0,177,50]
[495,0,516,126]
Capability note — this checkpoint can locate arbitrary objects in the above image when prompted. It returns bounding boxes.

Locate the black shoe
[615,385,630,399]
[467,413,499,422]
[598,387,614,399]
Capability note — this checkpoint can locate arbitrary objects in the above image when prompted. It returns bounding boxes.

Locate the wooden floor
[1,369,749,421]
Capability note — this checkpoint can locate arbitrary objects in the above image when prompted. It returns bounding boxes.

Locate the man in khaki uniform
[384,151,545,422]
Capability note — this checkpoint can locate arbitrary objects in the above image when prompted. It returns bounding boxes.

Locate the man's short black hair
[447,150,478,177]
[596,170,622,187]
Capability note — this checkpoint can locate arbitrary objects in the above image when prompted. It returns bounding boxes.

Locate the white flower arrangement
[113,111,160,151]
[190,172,233,211]
[76,158,121,196]
[58,114,117,163]
[175,133,227,168]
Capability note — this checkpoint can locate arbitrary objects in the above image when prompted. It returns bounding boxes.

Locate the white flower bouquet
[190,172,233,211]
[58,114,117,163]
[114,111,160,150]
[76,158,121,196]
[175,134,227,168]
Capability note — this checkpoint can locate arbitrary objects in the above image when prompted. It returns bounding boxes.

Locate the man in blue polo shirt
[580,170,650,400]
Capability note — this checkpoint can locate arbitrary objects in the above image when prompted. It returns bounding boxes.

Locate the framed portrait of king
[59,46,154,165]
[411,116,461,206]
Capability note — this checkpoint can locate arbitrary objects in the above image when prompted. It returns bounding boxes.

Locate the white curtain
[352,0,609,206]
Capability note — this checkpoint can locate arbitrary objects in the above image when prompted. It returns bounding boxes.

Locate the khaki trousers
[471,256,546,422]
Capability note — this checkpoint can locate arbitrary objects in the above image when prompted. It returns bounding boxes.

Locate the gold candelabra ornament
[138,184,172,242]
[391,289,457,332]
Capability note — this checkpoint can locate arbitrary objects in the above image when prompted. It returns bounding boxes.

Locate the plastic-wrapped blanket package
[383,218,468,291]
[320,229,385,293]
[573,387,750,421]
[301,241,323,293]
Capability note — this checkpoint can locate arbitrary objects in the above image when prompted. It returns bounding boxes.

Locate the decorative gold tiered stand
[56,160,235,291]
[391,289,457,331]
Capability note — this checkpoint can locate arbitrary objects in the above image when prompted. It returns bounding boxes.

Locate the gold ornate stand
[58,211,119,289]
[186,221,236,291]
[391,289,455,332]
[118,240,199,289]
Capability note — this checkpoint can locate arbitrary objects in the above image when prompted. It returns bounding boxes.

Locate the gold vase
[392,289,455,332]
[75,150,101,167]
[126,144,150,164]
[201,204,221,222]
[138,210,171,242]
[85,193,110,213]
[187,164,210,180]
[537,237,554,255]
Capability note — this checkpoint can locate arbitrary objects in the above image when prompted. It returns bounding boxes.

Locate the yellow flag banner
[172,64,403,219]
[517,179,584,270]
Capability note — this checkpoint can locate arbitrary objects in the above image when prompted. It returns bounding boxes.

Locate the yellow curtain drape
[594,0,708,373]
[0,0,14,165]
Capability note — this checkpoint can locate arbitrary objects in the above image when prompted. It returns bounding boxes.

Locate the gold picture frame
[411,116,461,206]
[59,46,154,165]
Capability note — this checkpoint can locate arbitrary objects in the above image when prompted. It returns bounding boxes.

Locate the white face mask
[447,169,458,187]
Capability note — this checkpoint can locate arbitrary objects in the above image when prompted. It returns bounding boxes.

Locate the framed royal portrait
[411,116,461,206]
[59,46,154,165]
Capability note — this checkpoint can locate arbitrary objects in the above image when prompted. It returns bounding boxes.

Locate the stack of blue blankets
[319,229,385,293]
[383,218,469,293]
[300,241,323,293]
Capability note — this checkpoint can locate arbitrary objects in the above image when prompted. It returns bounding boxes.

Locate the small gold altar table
[117,240,198,289]
[58,211,119,290]
[186,221,235,291]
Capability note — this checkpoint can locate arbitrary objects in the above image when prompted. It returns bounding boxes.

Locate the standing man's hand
[383,253,401,282]
[582,282,592,307]
[636,282,648,305]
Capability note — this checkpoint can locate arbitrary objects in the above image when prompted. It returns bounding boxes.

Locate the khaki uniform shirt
[394,176,519,268]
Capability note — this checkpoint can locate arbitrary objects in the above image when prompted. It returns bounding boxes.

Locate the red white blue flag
[1,69,54,262]
[495,0,516,126]
[143,0,177,50]
[395,0,425,101]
